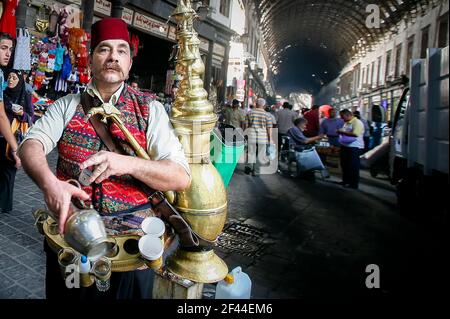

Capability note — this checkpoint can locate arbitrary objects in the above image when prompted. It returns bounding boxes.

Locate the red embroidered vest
[56,85,154,234]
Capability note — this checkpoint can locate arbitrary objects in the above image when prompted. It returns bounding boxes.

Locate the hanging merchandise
[13,28,31,71]
[65,5,81,29]
[34,70,46,90]
[0,0,18,39]
[68,28,86,55]
[54,43,65,72]
[55,72,68,92]
[46,53,56,72]
[61,53,72,80]
[48,7,59,37]
[131,34,140,57]
[35,6,50,33]
[58,7,70,45]
[67,70,78,83]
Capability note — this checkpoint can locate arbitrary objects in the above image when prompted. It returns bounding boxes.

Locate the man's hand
[13,109,24,116]
[43,178,90,234]
[12,151,21,169]
[80,150,129,184]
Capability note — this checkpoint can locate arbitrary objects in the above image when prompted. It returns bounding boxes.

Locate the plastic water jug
[215,266,251,299]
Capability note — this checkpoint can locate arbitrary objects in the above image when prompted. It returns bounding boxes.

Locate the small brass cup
[92,257,111,292]
[33,210,48,235]
[48,220,59,235]
[57,248,79,280]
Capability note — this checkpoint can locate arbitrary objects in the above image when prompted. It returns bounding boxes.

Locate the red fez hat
[91,18,130,50]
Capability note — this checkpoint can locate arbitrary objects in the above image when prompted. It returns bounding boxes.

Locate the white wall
[339,0,449,93]
[229,0,245,35]
[209,0,232,28]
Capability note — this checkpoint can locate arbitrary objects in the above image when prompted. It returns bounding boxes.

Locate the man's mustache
[103,62,122,71]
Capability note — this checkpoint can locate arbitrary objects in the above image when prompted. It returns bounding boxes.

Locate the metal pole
[111,0,128,18]
[82,0,95,34]
[16,0,29,29]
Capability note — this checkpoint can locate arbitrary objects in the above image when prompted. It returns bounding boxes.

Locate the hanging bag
[13,28,31,71]
[295,147,325,172]
[338,134,357,146]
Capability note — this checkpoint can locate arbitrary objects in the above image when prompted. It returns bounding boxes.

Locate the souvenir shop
[0,0,90,116]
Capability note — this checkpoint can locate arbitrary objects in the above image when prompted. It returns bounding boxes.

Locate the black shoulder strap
[80,92,124,155]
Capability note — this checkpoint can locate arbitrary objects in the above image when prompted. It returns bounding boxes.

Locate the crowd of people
[219,97,374,189]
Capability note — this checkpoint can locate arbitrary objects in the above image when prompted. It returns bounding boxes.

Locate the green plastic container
[210,126,245,188]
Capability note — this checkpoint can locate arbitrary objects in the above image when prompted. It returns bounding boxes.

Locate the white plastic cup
[138,234,164,270]
[141,217,165,245]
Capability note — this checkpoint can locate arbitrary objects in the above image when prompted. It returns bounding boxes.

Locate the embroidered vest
[56,85,154,235]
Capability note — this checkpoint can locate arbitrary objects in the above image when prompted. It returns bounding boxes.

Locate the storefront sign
[168,25,176,41]
[30,0,81,7]
[213,43,226,57]
[94,0,112,16]
[235,80,246,102]
[199,37,210,52]
[212,55,224,68]
[122,7,134,25]
[133,12,168,38]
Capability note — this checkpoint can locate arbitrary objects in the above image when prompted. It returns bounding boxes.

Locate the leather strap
[79,92,208,248]
[80,92,124,154]
[149,191,218,247]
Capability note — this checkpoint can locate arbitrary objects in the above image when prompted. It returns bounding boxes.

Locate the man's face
[172,87,178,98]
[91,39,132,85]
[0,39,13,67]
[131,82,138,90]
[340,113,352,122]
[7,72,20,89]
[299,122,307,131]
[330,110,336,118]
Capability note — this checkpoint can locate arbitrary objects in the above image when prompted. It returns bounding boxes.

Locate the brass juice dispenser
[165,0,228,283]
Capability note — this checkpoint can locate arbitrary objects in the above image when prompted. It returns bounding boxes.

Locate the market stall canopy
[254,0,439,94]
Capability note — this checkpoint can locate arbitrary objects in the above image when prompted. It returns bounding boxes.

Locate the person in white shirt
[275,102,297,150]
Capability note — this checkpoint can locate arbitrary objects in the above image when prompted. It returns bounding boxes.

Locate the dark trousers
[363,136,370,153]
[44,240,154,299]
[278,133,287,152]
[340,146,360,188]
[0,138,17,211]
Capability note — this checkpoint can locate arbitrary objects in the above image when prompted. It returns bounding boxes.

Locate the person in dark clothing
[303,104,320,137]
[0,69,34,213]
[287,117,324,151]
[287,118,325,180]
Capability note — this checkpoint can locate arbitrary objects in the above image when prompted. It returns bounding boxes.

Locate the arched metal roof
[254,0,440,93]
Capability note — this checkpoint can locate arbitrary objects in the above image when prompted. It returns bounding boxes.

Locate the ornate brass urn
[166,0,228,283]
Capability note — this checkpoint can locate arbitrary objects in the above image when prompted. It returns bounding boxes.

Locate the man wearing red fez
[18,18,190,299]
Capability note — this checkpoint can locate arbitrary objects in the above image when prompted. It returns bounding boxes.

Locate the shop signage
[199,37,210,52]
[168,25,176,41]
[213,43,226,57]
[94,0,112,16]
[122,7,134,25]
[133,12,168,38]
[235,80,246,102]
[30,0,81,7]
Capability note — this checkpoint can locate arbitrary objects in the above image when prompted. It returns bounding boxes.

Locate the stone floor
[0,152,448,299]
